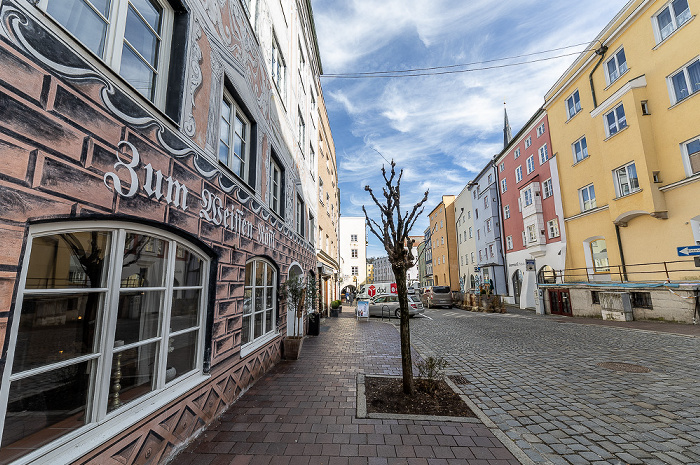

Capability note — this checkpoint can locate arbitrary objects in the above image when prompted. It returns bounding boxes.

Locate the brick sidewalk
[173,312,521,465]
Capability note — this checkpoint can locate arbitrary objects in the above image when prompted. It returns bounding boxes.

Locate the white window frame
[501,178,507,193]
[604,103,627,137]
[613,161,641,198]
[652,0,692,44]
[538,144,549,165]
[468,227,472,238]
[667,57,700,105]
[504,205,510,219]
[242,258,277,350]
[39,0,174,108]
[514,148,521,159]
[681,134,700,177]
[506,236,513,250]
[296,195,305,237]
[566,89,581,119]
[547,219,560,238]
[0,221,209,465]
[351,249,358,258]
[522,231,527,246]
[527,224,537,243]
[524,187,533,207]
[542,179,553,199]
[579,184,597,212]
[298,109,305,150]
[572,136,589,163]
[350,234,358,242]
[515,166,523,183]
[269,156,282,216]
[526,155,535,174]
[351,266,358,276]
[499,163,505,172]
[271,31,286,99]
[486,219,492,233]
[536,123,545,137]
[525,136,532,149]
[220,89,251,183]
[604,46,628,85]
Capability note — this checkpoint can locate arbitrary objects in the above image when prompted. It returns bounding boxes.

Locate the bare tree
[363,160,429,395]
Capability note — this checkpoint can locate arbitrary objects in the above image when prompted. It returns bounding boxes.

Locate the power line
[322,42,591,79]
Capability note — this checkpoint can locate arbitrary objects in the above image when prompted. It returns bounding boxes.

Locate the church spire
[503,102,512,148]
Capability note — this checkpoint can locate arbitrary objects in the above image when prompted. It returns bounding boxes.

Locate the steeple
[503,102,512,149]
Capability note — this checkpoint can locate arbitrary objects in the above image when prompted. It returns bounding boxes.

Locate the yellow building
[544,0,700,284]
[366,263,375,284]
[428,196,460,290]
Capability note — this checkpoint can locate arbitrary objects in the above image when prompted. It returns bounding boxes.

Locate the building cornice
[564,205,610,222]
[658,173,700,192]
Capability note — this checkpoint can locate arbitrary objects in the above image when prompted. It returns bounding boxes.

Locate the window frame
[526,155,535,174]
[538,144,548,165]
[572,136,589,163]
[271,31,286,99]
[515,166,523,183]
[241,258,278,352]
[652,0,692,44]
[613,161,640,198]
[220,89,252,184]
[667,56,700,105]
[506,235,513,250]
[547,219,560,238]
[579,184,597,212]
[565,89,582,120]
[501,178,507,193]
[604,46,628,85]
[536,123,545,137]
[268,155,283,217]
[514,148,521,159]
[39,0,175,109]
[603,103,627,137]
[296,194,305,237]
[0,221,210,464]
[504,205,510,219]
[681,134,700,177]
[542,179,553,199]
[524,187,533,207]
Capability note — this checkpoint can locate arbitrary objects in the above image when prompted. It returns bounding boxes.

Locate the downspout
[615,224,628,282]
[494,163,509,295]
[588,45,608,108]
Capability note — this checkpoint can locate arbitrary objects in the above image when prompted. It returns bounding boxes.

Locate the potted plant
[330,300,340,317]
[280,275,318,359]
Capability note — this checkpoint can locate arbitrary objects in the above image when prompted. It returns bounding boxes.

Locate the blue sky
[310,0,626,258]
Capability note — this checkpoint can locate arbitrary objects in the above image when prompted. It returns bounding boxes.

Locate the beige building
[366,262,375,284]
[316,94,340,312]
[428,196,460,290]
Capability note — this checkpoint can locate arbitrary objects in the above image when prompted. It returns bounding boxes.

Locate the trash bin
[308,312,320,336]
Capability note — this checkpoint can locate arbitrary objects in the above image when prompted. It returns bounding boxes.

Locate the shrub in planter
[331,300,340,309]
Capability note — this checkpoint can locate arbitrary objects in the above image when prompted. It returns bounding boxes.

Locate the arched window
[243,259,277,346]
[538,265,556,284]
[590,239,610,273]
[0,222,209,463]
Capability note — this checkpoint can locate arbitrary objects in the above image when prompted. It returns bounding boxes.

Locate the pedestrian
[345,290,349,303]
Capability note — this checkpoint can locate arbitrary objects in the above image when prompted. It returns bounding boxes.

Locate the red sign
[368,285,376,297]
[390,283,397,294]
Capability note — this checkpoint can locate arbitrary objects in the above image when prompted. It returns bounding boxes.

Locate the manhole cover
[448,375,470,384]
[597,362,651,373]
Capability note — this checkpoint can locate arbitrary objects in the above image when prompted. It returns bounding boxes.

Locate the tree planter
[330,308,339,317]
[283,336,303,360]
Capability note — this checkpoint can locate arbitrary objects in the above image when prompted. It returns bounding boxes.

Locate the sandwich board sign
[356,300,370,321]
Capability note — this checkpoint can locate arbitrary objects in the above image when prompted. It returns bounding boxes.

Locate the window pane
[119,44,156,100]
[255,288,264,311]
[673,71,689,100]
[124,5,160,67]
[174,246,202,287]
[255,262,265,286]
[265,286,273,309]
[1,360,93,458]
[265,310,273,333]
[26,232,110,290]
[47,0,109,57]
[674,0,691,24]
[254,312,263,339]
[627,164,639,190]
[218,141,229,165]
[606,112,618,134]
[121,234,168,288]
[615,105,627,129]
[170,289,200,332]
[687,61,700,94]
[243,289,252,314]
[115,291,162,345]
[130,0,162,32]
[591,240,610,272]
[241,315,251,344]
[219,118,230,146]
[107,342,158,412]
[12,293,102,373]
[166,331,198,381]
[616,49,627,73]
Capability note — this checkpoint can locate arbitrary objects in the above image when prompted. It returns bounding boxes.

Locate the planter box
[283,337,303,360]
[330,308,339,317]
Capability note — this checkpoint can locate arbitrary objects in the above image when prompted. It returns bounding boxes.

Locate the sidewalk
[504,305,700,337]
[173,309,521,465]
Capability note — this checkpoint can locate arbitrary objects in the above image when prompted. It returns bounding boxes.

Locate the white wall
[339,217,367,288]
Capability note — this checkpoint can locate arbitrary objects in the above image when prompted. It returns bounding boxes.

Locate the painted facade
[542,0,700,321]
[469,163,507,296]
[495,109,566,308]
[339,216,366,292]
[0,0,326,463]
[421,227,433,287]
[455,184,477,292]
[373,256,395,283]
[428,196,459,290]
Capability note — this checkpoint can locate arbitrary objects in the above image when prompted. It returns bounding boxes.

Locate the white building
[339,217,367,292]
[373,256,395,282]
[455,184,478,291]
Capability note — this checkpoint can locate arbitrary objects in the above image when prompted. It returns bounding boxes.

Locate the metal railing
[539,258,700,285]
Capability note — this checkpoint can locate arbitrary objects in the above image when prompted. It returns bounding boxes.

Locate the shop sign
[104,142,275,248]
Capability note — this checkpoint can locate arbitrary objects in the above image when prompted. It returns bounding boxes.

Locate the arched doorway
[512,269,523,305]
[538,265,556,284]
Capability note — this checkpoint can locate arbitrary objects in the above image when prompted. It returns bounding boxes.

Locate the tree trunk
[393,264,414,395]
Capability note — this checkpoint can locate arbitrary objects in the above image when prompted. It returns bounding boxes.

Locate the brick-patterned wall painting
[0,1,315,463]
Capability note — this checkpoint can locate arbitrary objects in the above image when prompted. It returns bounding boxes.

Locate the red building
[495,108,566,308]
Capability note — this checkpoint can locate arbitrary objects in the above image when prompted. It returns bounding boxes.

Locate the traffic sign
[368,285,376,297]
[677,246,700,256]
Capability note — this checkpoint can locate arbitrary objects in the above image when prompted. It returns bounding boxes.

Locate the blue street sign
[677,245,700,256]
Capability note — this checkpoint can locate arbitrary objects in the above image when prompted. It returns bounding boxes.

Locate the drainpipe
[589,45,608,108]
[615,224,628,282]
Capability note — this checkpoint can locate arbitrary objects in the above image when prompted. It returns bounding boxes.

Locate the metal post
[618,265,624,283]
[663,261,670,281]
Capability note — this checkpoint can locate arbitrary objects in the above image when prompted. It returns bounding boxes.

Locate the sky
[310,0,627,258]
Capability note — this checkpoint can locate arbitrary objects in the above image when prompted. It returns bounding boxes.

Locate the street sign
[368,285,376,297]
[677,245,700,256]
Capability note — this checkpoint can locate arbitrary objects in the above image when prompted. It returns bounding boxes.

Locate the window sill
[652,16,695,50]
[668,86,700,110]
[612,188,642,200]
[564,204,610,222]
[565,110,582,124]
[241,330,281,358]
[572,155,590,167]
[603,125,629,141]
[14,372,210,465]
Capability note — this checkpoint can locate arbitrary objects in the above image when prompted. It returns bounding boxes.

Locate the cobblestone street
[408,309,700,465]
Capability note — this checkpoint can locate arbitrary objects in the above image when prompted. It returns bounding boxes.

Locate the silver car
[421,286,453,308]
[367,294,424,318]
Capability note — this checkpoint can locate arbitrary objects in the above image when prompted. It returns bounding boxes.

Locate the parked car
[367,294,424,318]
[421,286,453,308]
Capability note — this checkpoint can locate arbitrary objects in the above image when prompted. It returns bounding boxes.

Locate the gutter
[588,45,608,108]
